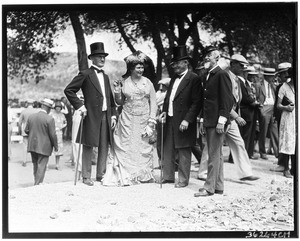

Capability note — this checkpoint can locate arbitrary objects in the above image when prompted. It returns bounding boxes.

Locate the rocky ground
[6,141,296,238]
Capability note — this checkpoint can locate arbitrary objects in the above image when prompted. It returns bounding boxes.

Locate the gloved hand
[141,125,153,138]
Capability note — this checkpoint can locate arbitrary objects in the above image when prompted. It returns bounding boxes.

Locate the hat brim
[41,102,53,108]
[263,73,275,76]
[88,52,109,59]
[170,56,190,65]
[277,68,290,74]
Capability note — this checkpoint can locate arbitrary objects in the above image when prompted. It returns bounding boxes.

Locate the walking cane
[74,114,84,185]
[160,120,165,189]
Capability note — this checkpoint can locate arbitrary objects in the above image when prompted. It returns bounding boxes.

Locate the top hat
[170,45,191,64]
[262,67,276,76]
[41,98,54,108]
[201,45,218,58]
[88,42,109,59]
[277,62,291,73]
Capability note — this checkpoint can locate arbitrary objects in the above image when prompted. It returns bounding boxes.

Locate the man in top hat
[18,99,39,167]
[194,46,233,197]
[25,98,58,185]
[64,42,117,186]
[159,45,202,188]
[270,62,292,172]
[255,67,279,160]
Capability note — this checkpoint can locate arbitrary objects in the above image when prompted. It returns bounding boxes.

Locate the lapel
[89,68,103,95]
[207,65,222,81]
[261,80,266,98]
[173,71,191,100]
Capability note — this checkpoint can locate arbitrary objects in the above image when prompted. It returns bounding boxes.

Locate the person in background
[240,66,261,159]
[61,96,73,141]
[102,53,157,186]
[71,95,85,179]
[65,42,117,186]
[277,67,296,178]
[155,77,171,167]
[18,99,39,167]
[25,98,58,185]
[159,45,202,188]
[194,46,233,197]
[270,62,292,172]
[255,68,279,160]
[50,101,67,170]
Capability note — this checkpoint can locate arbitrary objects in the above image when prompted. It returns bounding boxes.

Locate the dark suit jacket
[64,67,117,147]
[255,80,276,106]
[162,70,202,148]
[239,79,256,122]
[202,66,233,128]
[25,111,58,156]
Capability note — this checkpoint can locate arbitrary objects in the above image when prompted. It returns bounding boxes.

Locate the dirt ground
[6,140,296,238]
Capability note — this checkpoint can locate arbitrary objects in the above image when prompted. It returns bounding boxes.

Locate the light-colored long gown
[278,82,296,155]
[102,76,157,186]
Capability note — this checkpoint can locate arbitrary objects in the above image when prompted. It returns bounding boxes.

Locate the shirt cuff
[200,118,204,123]
[78,105,85,111]
[111,116,117,120]
[218,116,227,125]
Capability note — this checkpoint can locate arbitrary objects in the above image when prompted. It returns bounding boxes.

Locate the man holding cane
[64,42,117,186]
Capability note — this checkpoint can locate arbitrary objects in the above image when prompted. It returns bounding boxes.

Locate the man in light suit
[255,68,279,160]
[64,42,117,186]
[160,45,202,188]
[25,98,58,185]
[194,46,233,197]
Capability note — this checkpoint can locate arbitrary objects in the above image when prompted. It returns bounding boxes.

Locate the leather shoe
[197,177,207,181]
[161,179,175,184]
[96,177,102,182]
[215,189,224,194]
[270,165,284,172]
[260,153,268,160]
[240,176,259,181]
[83,178,94,186]
[175,183,187,188]
[249,154,259,160]
[284,170,292,178]
[194,189,214,197]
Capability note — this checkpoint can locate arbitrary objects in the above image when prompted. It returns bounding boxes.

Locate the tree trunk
[115,18,136,53]
[69,12,88,71]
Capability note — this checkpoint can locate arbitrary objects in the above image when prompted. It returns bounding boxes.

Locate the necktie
[92,66,103,73]
[176,73,184,79]
[268,83,271,98]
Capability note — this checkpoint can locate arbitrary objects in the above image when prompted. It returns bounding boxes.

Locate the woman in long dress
[102,54,157,186]
[277,68,296,178]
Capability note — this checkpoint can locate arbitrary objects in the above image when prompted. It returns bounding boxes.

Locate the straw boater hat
[88,42,109,59]
[27,99,35,104]
[158,78,171,87]
[41,98,54,108]
[230,54,249,67]
[262,67,276,76]
[277,62,291,73]
[244,66,258,75]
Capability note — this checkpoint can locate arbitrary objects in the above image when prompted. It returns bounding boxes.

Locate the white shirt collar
[91,64,103,72]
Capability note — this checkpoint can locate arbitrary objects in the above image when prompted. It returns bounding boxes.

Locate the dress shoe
[199,187,223,194]
[175,183,187,188]
[270,165,284,172]
[284,170,292,178]
[22,162,26,167]
[240,176,259,181]
[194,189,214,197]
[96,177,102,182]
[215,189,224,194]
[160,179,175,184]
[197,177,207,181]
[83,178,94,186]
[249,154,259,160]
[260,153,268,160]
